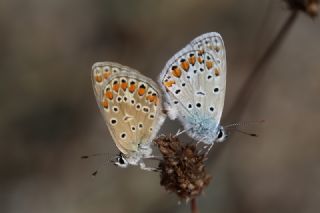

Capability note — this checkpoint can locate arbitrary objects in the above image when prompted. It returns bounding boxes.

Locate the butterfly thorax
[185,116,221,144]
[124,143,153,166]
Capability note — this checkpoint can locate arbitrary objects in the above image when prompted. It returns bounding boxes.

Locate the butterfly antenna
[90,161,108,177]
[81,153,112,177]
[224,120,265,129]
[81,153,110,159]
[234,129,258,137]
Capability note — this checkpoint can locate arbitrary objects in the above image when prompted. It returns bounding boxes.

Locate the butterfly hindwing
[92,62,165,155]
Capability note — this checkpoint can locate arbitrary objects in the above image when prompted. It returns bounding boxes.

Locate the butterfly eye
[118,157,125,165]
[217,130,223,139]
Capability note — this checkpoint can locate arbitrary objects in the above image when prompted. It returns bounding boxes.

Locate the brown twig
[191,198,199,213]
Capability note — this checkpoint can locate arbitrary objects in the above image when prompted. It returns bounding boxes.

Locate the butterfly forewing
[92,63,165,155]
[159,32,226,143]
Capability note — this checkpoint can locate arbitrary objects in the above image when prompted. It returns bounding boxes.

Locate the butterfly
[159,32,228,147]
[92,62,166,170]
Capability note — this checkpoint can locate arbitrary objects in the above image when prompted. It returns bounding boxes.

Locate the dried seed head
[154,135,211,200]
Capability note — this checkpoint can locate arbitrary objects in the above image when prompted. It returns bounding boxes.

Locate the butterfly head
[216,125,228,143]
[111,153,129,168]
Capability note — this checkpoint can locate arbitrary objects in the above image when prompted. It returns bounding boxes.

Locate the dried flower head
[154,135,211,200]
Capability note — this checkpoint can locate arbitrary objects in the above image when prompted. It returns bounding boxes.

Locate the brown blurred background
[1,0,320,212]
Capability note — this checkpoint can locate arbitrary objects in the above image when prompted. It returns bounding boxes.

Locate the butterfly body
[159,32,227,144]
[92,62,166,169]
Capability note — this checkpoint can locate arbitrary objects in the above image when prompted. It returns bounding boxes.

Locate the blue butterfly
[159,32,228,147]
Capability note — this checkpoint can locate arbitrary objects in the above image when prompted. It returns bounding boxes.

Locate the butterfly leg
[174,126,194,137]
[196,137,212,155]
[204,142,214,156]
[143,155,163,161]
[139,162,159,172]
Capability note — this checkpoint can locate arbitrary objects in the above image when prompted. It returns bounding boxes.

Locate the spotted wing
[159,32,226,139]
[92,63,165,155]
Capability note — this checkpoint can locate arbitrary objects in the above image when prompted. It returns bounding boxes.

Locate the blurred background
[1,0,320,212]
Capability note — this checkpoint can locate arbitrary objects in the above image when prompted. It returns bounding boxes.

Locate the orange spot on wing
[198,49,205,55]
[103,71,111,79]
[181,61,189,71]
[105,91,113,100]
[121,82,128,91]
[102,100,109,108]
[171,67,181,78]
[197,57,203,64]
[163,80,175,88]
[188,55,196,65]
[112,83,119,92]
[206,61,213,70]
[214,68,220,76]
[147,94,156,102]
[95,75,103,83]
[138,88,145,96]
[129,84,136,93]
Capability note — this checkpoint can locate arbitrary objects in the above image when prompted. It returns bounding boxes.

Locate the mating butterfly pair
[92,32,227,170]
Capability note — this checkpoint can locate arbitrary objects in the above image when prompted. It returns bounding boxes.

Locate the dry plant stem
[191,198,199,213]
[227,10,299,121]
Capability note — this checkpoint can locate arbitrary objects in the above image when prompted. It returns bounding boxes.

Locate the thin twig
[191,198,199,213]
